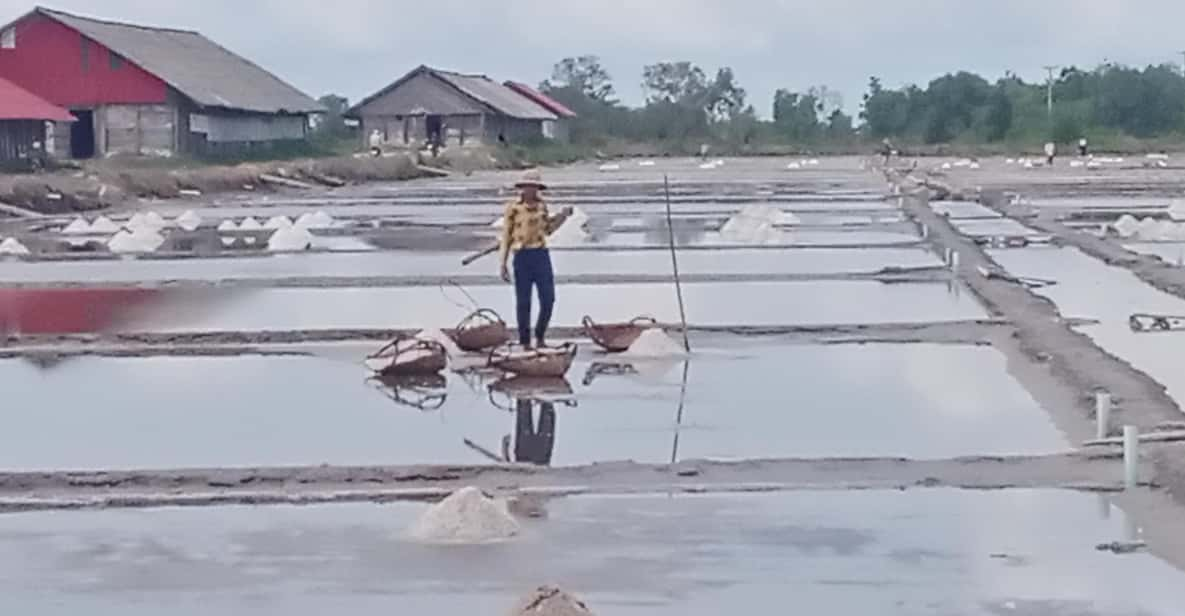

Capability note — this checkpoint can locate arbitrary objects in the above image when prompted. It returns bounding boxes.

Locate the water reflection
[487,376,576,467]
[367,374,448,411]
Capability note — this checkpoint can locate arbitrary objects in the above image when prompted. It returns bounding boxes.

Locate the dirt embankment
[0,152,453,215]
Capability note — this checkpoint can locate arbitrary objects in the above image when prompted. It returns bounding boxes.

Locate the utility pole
[1043,65,1058,120]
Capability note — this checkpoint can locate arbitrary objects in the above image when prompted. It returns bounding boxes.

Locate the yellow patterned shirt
[499,198,551,262]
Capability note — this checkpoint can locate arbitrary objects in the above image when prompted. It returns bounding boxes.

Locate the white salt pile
[548,207,590,247]
[1148,153,1170,160]
[1169,200,1185,222]
[238,216,263,231]
[294,210,335,230]
[941,162,952,170]
[220,236,236,247]
[62,217,91,234]
[89,216,120,233]
[1137,217,1160,237]
[264,215,293,229]
[0,237,30,256]
[176,210,203,231]
[267,226,314,252]
[622,329,688,358]
[597,163,620,172]
[637,159,656,167]
[1113,214,1139,238]
[719,204,790,244]
[507,586,596,616]
[806,158,819,166]
[108,229,163,254]
[786,161,802,170]
[408,486,520,544]
[216,219,239,232]
[126,211,166,232]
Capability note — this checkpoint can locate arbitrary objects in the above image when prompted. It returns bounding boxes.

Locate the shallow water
[0,490,1175,615]
[953,218,1041,237]
[1123,242,1185,265]
[991,247,1185,411]
[120,280,985,332]
[0,248,943,283]
[930,201,1001,219]
[0,343,1063,471]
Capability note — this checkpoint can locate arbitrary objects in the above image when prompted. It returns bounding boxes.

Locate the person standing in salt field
[498,169,572,349]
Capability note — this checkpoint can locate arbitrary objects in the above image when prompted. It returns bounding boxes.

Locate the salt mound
[219,236,236,247]
[127,211,165,232]
[548,207,590,247]
[1113,214,1140,238]
[294,211,335,230]
[597,163,620,172]
[1148,153,1170,160]
[805,158,819,166]
[267,226,314,252]
[622,329,687,358]
[408,486,520,544]
[217,219,239,232]
[89,216,119,233]
[108,230,144,254]
[1169,200,1185,222]
[720,205,787,244]
[637,160,656,167]
[507,586,596,616]
[0,238,30,256]
[786,162,802,170]
[62,217,91,234]
[238,216,263,231]
[176,210,202,231]
[264,215,293,229]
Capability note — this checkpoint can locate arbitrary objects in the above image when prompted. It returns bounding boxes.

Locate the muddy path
[0,452,1125,514]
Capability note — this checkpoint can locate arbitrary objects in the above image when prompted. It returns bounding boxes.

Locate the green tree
[773,89,822,141]
[543,56,616,102]
[642,61,709,104]
[981,84,1013,142]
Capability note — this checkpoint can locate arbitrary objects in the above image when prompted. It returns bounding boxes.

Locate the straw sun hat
[514,169,547,190]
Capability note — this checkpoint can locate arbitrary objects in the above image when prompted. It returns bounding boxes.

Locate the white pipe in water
[1095,392,1112,440]
[1123,425,1140,488]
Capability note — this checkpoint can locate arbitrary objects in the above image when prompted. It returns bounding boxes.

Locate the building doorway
[425,114,443,146]
[70,109,95,159]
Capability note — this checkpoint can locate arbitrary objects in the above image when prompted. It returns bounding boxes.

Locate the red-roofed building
[0,74,72,167]
[504,82,577,141]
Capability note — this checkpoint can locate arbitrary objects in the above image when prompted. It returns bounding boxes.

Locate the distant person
[1044,141,1056,166]
[1078,138,1089,157]
[880,138,894,165]
[368,129,382,157]
[499,169,573,349]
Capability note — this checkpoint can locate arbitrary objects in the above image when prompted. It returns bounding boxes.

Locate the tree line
[539,56,1185,151]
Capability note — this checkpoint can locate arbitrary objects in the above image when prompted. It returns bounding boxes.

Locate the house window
[109,51,124,70]
[1,27,14,49]
[80,36,89,72]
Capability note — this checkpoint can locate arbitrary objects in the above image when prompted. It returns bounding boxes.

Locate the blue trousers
[513,248,555,346]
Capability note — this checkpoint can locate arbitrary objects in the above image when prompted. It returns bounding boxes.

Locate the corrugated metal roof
[38,8,322,114]
[504,82,578,118]
[434,70,557,120]
[0,75,74,121]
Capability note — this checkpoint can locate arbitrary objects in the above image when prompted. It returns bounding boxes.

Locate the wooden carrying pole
[663,175,691,352]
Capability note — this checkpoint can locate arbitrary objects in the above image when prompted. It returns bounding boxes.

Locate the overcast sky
[4,1,1184,117]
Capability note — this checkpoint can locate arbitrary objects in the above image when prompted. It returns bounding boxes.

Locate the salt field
[8,155,1185,611]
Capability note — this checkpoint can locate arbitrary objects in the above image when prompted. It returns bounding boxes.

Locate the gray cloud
[3,0,1183,117]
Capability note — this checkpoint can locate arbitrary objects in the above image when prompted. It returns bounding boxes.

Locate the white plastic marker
[1095,391,1112,440]
[1123,425,1139,488]
[663,174,691,352]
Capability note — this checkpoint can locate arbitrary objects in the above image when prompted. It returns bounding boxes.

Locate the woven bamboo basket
[365,337,448,376]
[489,342,577,378]
[582,315,658,353]
[449,308,511,352]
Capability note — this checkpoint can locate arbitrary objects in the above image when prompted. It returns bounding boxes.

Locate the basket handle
[629,316,658,327]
